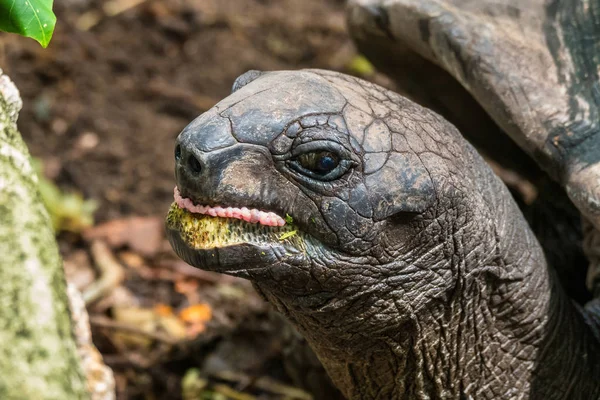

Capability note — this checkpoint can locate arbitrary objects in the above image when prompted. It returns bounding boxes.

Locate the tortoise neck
[530,281,600,399]
[488,176,600,399]
[292,225,600,399]
[281,183,600,399]
[261,165,600,398]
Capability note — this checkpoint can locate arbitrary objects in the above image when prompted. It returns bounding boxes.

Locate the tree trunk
[0,69,89,399]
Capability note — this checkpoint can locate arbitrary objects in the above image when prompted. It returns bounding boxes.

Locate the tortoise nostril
[187,154,202,174]
[175,145,182,161]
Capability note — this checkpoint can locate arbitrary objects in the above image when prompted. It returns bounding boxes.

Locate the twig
[213,371,312,400]
[83,240,126,305]
[89,315,178,346]
[212,384,257,400]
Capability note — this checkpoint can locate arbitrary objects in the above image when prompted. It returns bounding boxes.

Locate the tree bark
[0,69,89,399]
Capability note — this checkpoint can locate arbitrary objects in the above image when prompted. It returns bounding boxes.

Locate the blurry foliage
[347,55,375,77]
[182,369,226,400]
[0,0,56,47]
[32,158,98,233]
[285,213,294,224]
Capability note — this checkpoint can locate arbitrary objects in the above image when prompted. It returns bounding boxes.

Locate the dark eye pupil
[318,155,336,171]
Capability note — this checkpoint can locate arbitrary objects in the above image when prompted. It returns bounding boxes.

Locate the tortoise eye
[288,141,353,182]
[297,151,340,175]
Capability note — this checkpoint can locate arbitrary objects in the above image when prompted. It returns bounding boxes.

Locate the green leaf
[285,213,294,224]
[278,230,297,241]
[0,0,56,47]
[347,55,375,77]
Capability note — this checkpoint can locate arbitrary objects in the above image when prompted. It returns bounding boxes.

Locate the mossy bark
[0,71,88,398]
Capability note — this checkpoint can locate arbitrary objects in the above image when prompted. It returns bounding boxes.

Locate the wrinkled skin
[346,0,600,299]
[168,70,600,399]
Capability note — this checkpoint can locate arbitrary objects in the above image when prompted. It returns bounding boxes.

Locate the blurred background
[1,0,391,398]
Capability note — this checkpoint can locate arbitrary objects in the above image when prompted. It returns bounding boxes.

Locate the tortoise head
[166,69,540,356]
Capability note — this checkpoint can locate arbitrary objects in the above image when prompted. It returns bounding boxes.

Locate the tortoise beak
[166,224,283,275]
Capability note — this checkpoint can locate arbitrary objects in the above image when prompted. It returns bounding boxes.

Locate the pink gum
[173,187,286,227]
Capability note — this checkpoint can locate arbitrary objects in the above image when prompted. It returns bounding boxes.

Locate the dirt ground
[1,0,367,398]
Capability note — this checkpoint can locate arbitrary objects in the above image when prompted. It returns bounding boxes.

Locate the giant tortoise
[166,0,600,398]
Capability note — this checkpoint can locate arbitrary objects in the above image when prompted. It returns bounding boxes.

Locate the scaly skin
[346,0,600,300]
[167,70,600,399]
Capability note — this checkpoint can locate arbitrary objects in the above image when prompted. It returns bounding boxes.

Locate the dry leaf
[84,216,163,257]
[119,251,145,268]
[174,279,199,294]
[158,315,188,340]
[153,304,174,317]
[186,322,207,337]
[179,304,212,324]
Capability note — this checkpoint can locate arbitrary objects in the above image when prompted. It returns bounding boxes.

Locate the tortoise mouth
[165,203,305,273]
[174,187,286,227]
